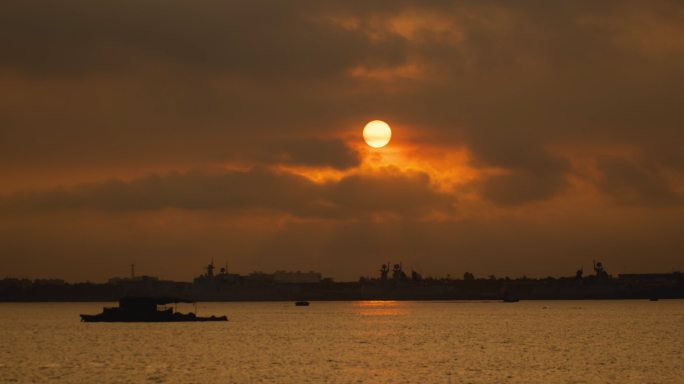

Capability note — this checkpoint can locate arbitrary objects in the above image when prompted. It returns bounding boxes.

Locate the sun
[363,120,392,148]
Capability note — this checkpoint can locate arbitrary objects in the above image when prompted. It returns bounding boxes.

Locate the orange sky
[1,1,684,281]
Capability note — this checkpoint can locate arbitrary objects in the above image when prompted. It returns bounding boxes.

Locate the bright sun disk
[363,120,392,148]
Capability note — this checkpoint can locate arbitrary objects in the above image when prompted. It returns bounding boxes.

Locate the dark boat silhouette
[80,297,227,322]
[502,298,520,303]
[501,288,520,302]
[295,301,310,306]
[502,292,520,302]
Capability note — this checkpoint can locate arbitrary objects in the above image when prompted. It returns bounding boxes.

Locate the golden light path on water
[2,301,683,383]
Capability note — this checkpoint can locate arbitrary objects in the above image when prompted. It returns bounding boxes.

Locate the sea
[1,300,682,383]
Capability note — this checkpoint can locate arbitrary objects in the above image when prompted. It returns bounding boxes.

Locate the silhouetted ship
[80,297,227,322]
[295,301,310,306]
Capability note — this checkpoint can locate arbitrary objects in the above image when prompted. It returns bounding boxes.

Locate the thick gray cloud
[595,157,682,206]
[0,167,453,219]
[0,1,399,77]
[466,128,570,205]
[244,139,361,170]
[477,169,568,206]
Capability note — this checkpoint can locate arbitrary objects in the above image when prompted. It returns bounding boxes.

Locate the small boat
[502,293,520,303]
[649,298,659,301]
[80,297,227,322]
[295,301,310,306]
[502,298,520,303]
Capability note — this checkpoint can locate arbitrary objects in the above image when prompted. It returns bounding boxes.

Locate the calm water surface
[1,300,683,383]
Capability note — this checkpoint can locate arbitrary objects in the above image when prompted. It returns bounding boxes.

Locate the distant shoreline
[0,280,684,302]
[2,298,684,303]
[3,268,683,302]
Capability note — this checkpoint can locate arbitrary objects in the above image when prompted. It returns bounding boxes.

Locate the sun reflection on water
[353,300,406,316]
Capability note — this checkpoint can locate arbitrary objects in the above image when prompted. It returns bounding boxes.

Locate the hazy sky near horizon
[1,0,684,281]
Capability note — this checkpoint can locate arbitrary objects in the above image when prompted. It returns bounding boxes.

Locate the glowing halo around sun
[363,120,392,148]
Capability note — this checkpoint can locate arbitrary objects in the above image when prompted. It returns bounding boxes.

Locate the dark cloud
[477,169,567,206]
[466,129,570,205]
[326,170,455,218]
[0,167,453,219]
[595,157,682,206]
[0,1,406,78]
[245,138,361,170]
[1,168,319,215]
